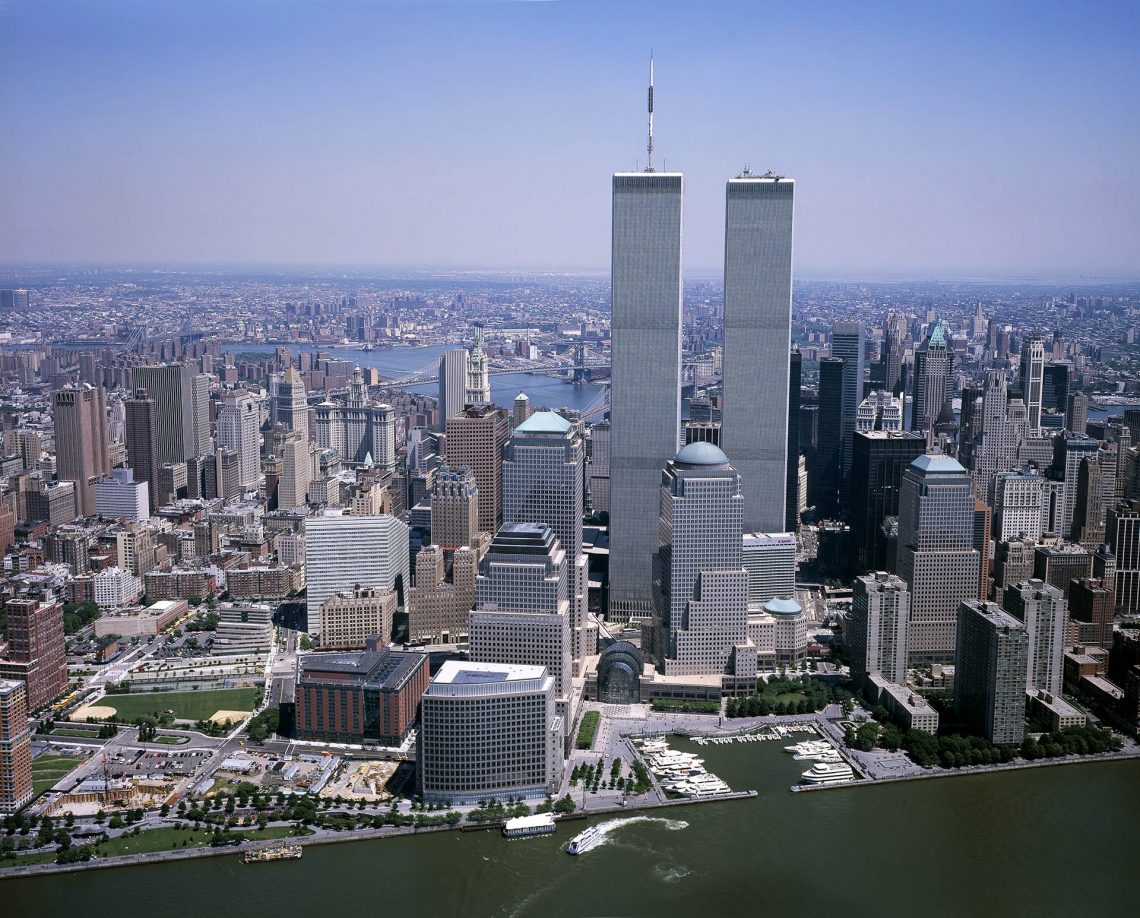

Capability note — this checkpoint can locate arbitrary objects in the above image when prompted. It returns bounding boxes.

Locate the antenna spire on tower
[645,53,654,173]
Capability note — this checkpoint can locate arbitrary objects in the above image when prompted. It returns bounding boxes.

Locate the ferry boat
[242,844,303,864]
[800,762,856,785]
[567,825,605,855]
[502,813,556,839]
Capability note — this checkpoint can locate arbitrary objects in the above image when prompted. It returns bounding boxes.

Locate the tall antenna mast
[645,53,654,173]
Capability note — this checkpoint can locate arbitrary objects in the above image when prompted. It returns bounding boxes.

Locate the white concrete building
[741,532,797,604]
[94,469,150,523]
[304,513,409,636]
[850,572,910,689]
[92,565,143,611]
[217,390,261,488]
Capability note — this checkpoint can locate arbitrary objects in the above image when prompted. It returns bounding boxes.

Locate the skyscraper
[314,367,396,469]
[850,430,926,573]
[831,321,865,486]
[52,384,111,518]
[217,390,261,489]
[954,600,1029,745]
[305,513,410,636]
[896,454,980,663]
[430,465,480,551]
[786,346,802,530]
[1106,499,1140,613]
[1066,392,1088,436]
[812,356,845,519]
[437,348,468,428]
[133,363,212,464]
[882,311,907,395]
[652,442,747,676]
[502,411,592,667]
[850,572,910,689]
[721,171,794,533]
[609,163,683,621]
[273,367,309,442]
[911,319,953,440]
[445,405,509,536]
[588,420,611,514]
[125,388,159,510]
[1019,337,1046,432]
[741,532,797,604]
[278,431,314,511]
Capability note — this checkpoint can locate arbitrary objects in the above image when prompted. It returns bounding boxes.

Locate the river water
[230,343,606,414]
[5,744,1136,917]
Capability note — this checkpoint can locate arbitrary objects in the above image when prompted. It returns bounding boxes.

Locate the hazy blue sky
[1,0,1138,278]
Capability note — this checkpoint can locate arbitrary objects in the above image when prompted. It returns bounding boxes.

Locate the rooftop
[432,660,547,685]
[911,453,966,474]
[514,410,572,435]
[674,441,730,467]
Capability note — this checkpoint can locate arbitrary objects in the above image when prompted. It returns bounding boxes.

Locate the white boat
[800,762,855,785]
[567,825,605,855]
[785,741,832,755]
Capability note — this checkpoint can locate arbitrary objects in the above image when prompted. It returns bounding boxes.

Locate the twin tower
[608,168,795,621]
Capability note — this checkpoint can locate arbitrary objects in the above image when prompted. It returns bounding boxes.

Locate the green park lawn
[95,824,304,857]
[153,734,189,745]
[94,688,258,722]
[31,755,85,795]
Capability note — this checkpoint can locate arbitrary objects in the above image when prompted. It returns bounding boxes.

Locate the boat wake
[568,816,688,855]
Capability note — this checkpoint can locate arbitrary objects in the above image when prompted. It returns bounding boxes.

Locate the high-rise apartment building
[217,390,261,488]
[304,513,410,635]
[911,319,953,441]
[52,385,110,517]
[418,661,562,806]
[0,680,32,813]
[652,442,748,676]
[436,348,468,428]
[445,404,508,537]
[1019,337,1046,433]
[1002,579,1065,696]
[831,321,866,486]
[720,172,794,533]
[0,598,67,712]
[850,572,910,689]
[609,168,683,621]
[954,600,1029,745]
[125,388,159,510]
[896,454,980,663]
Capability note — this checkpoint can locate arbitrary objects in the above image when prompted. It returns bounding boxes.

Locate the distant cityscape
[1,81,1140,889]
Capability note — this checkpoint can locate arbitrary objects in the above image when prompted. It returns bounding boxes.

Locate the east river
[5,742,1137,917]
[230,343,607,414]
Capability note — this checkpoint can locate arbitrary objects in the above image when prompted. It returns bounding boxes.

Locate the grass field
[50,727,103,738]
[31,755,85,794]
[95,824,305,857]
[87,688,258,722]
[153,734,188,745]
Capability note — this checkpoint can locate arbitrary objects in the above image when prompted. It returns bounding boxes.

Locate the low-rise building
[93,598,188,638]
[211,603,274,656]
[866,674,941,733]
[294,643,428,746]
[1025,690,1087,732]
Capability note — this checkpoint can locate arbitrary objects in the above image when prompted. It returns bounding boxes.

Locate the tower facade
[1002,579,1065,696]
[430,465,480,551]
[720,173,794,533]
[850,572,910,689]
[445,405,509,536]
[437,348,468,428]
[464,326,492,407]
[608,169,683,621]
[133,363,213,464]
[954,600,1029,745]
[911,320,953,440]
[831,321,866,486]
[273,367,309,442]
[1019,336,1045,433]
[0,680,32,813]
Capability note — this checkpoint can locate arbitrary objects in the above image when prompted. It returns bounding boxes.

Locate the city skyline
[1,1,1138,279]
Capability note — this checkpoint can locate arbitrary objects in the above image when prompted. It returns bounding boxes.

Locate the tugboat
[242,844,303,864]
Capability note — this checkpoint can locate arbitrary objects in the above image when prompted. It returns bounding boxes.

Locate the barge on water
[242,844,303,864]
[502,813,556,839]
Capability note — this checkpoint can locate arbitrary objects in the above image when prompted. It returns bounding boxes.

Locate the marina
[692,724,818,746]
[634,737,739,798]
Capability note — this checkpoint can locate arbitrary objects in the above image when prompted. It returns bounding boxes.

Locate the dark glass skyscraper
[850,430,926,573]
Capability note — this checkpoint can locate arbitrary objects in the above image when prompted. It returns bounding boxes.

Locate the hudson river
[5,742,1137,917]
